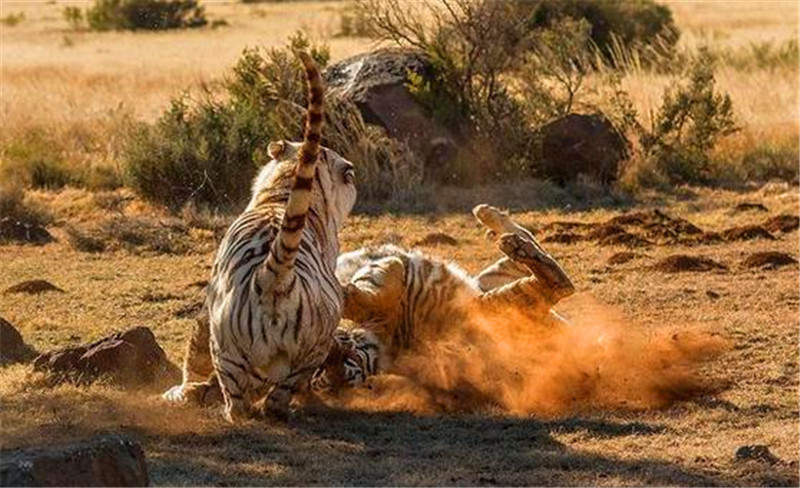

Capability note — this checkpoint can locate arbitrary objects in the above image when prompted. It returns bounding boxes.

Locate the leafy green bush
[523,0,679,67]
[640,51,737,183]
[124,32,421,211]
[86,0,207,31]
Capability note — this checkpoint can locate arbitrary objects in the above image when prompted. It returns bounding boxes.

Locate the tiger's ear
[268,140,286,159]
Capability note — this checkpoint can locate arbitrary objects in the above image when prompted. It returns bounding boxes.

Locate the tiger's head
[342,256,406,329]
[247,141,357,231]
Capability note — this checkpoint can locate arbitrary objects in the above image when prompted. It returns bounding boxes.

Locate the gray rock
[325,49,460,179]
[0,217,54,246]
[0,317,37,365]
[735,445,781,465]
[0,436,149,486]
[538,113,627,185]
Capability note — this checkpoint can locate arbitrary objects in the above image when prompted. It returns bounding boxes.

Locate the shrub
[1,130,72,190]
[63,6,84,30]
[124,32,421,211]
[362,0,536,184]
[0,183,52,228]
[518,18,594,125]
[86,0,207,31]
[523,0,679,67]
[1,12,25,26]
[338,4,373,38]
[1,128,123,191]
[640,51,737,183]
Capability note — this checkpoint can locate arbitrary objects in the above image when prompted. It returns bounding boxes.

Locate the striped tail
[263,51,325,287]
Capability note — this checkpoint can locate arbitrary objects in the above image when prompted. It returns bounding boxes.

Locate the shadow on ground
[143,408,732,486]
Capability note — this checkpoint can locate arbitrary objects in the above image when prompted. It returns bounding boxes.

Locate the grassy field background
[1,0,798,182]
[1,0,799,486]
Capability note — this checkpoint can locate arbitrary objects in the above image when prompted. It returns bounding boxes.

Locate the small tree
[517,18,594,125]
[641,50,738,183]
[86,0,207,31]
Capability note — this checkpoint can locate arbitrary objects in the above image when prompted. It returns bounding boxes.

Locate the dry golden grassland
[1,0,799,486]
[1,185,799,485]
[1,0,798,178]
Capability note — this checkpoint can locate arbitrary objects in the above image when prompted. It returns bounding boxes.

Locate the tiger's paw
[162,384,188,404]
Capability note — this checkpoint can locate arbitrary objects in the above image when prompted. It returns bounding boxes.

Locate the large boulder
[325,49,460,179]
[0,217,54,245]
[33,326,180,389]
[0,436,148,486]
[0,317,37,365]
[538,113,627,185]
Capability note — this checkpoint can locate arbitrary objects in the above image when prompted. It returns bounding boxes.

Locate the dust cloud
[330,294,728,417]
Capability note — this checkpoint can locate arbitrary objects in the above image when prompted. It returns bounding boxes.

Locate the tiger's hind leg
[259,366,315,420]
[163,305,216,405]
[473,204,574,302]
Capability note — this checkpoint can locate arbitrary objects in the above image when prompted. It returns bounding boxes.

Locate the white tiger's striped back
[207,52,357,422]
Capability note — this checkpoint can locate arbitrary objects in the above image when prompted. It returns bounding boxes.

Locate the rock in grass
[3,280,64,295]
[33,326,180,389]
[762,214,800,233]
[0,436,148,486]
[0,218,54,246]
[735,445,781,465]
[0,317,37,365]
[742,251,797,269]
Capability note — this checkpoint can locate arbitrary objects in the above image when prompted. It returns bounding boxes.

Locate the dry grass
[1,1,799,485]
[1,185,798,485]
[1,0,797,185]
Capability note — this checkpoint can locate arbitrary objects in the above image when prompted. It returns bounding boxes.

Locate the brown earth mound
[608,209,672,226]
[586,224,626,241]
[721,225,775,241]
[734,202,769,213]
[762,214,799,233]
[599,232,654,248]
[655,255,728,273]
[607,252,645,265]
[742,252,797,269]
[542,232,583,244]
[541,221,595,232]
[4,280,64,295]
[415,232,458,246]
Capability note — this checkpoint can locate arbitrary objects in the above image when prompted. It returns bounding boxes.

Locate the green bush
[86,0,207,31]
[1,12,25,26]
[124,32,421,211]
[523,0,679,67]
[641,51,737,183]
[63,6,84,30]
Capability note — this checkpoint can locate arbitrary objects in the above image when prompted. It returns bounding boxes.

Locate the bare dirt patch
[3,279,64,295]
[542,232,583,244]
[762,214,800,233]
[607,252,645,265]
[415,232,459,246]
[733,202,769,213]
[742,251,798,269]
[654,255,728,273]
[721,225,775,242]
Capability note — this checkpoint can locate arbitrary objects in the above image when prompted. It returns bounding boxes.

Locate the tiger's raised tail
[262,51,325,287]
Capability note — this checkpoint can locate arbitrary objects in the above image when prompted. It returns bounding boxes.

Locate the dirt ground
[1,184,798,486]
